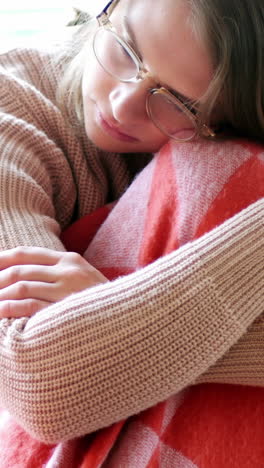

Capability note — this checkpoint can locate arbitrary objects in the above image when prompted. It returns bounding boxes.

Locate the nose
[109,79,151,125]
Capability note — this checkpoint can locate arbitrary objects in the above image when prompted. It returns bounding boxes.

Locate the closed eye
[122,15,143,62]
[168,89,199,115]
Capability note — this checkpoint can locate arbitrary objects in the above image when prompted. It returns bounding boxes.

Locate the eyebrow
[121,14,197,107]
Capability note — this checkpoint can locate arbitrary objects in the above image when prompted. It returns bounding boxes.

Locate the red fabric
[0,410,55,468]
[61,204,114,255]
[1,138,264,467]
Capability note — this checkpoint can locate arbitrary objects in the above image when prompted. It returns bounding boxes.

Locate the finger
[0,265,58,289]
[0,246,63,271]
[0,281,61,303]
[0,299,51,318]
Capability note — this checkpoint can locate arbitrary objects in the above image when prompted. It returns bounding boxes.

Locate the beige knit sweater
[0,45,263,444]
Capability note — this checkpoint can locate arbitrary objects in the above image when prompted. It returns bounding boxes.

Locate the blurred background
[0,1,106,51]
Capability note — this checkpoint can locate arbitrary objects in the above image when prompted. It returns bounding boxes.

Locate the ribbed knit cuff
[194,198,264,326]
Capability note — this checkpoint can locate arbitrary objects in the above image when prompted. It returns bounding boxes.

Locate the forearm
[0,198,263,443]
[197,315,264,386]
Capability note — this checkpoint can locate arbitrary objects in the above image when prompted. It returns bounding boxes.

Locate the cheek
[82,50,113,106]
[82,62,102,100]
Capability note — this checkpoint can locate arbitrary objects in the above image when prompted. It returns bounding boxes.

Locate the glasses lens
[93,28,138,81]
[147,91,197,141]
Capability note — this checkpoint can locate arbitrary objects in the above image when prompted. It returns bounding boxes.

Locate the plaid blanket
[1,138,264,467]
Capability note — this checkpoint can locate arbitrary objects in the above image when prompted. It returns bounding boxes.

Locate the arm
[0,198,263,443]
[1,50,264,443]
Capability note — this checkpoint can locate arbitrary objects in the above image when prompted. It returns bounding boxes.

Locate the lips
[95,107,139,143]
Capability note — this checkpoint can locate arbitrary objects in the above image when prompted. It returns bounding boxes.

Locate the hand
[0,246,108,318]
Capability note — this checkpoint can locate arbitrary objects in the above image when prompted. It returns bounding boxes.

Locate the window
[0,1,73,50]
[0,1,109,52]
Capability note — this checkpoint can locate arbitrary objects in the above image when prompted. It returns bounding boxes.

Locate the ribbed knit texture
[0,45,263,443]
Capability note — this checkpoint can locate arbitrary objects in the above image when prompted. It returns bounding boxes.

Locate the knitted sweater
[0,45,263,444]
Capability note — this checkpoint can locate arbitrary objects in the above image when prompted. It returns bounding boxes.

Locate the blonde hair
[188,0,264,141]
[56,0,264,141]
[56,20,95,127]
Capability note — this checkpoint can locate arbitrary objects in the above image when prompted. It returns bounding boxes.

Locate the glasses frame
[94,0,215,141]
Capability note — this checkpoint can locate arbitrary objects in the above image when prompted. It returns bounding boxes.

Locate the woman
[0,0,263,443]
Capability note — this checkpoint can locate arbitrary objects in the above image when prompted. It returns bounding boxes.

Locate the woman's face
[82,0,213,153]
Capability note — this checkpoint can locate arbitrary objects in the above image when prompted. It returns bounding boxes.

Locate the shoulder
[0,41,77,144]
[0,44,64,104]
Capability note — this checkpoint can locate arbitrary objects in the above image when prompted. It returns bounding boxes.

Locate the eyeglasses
[93,0,215,142]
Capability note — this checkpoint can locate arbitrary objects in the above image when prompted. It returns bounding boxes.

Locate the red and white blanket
[1,138,264,467]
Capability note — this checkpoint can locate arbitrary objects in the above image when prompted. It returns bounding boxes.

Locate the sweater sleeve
[0,47,264,444]
[0,113,70,250]
[0,196,263,443]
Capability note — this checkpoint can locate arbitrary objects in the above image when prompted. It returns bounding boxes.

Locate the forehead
[112,0,213,101]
